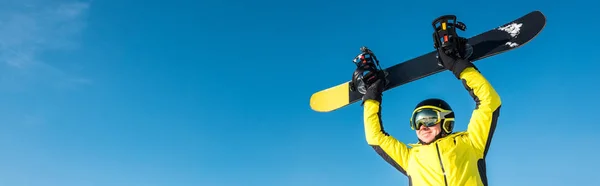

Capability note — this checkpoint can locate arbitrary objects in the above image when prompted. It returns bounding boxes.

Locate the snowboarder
[357,42,502,185]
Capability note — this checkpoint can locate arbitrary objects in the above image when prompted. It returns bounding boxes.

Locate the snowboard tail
[310,10,546,112]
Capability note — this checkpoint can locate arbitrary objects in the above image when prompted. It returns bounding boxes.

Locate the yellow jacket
[363,67,501,186]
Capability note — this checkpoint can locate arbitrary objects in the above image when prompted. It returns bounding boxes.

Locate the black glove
[436,43,476,79]
[361,71,385,105]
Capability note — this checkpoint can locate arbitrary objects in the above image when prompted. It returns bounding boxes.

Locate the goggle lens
[412,109,440,129]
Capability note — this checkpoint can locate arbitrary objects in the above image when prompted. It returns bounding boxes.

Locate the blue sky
[0,0,598,185]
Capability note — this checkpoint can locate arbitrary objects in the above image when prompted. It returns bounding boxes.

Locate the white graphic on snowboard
[505,42,519,47]
[497,22,523,48]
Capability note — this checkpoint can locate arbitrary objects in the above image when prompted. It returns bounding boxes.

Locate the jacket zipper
[435,143,448,186]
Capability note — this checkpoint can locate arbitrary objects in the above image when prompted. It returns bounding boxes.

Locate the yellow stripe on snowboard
[309,82,351,112]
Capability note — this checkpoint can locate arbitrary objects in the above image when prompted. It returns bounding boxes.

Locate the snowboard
[309,10,546,112]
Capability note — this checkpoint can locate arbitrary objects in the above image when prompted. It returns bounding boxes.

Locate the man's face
[416,123,442,143]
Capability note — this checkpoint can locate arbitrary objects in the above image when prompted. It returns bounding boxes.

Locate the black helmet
[410,98,455,134]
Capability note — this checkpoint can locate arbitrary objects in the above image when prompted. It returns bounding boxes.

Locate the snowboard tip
[309,82,351,112]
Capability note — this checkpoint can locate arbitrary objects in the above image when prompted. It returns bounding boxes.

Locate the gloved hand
[436,46,475,79]
[361,71,385,104]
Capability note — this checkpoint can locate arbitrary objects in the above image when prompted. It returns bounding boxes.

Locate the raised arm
[352,50,412,176]
[459,67,502,158]
[363,99,411,176]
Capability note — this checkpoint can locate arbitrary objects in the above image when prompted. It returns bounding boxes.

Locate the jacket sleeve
[363,99,411,176]
[460,67,502,158]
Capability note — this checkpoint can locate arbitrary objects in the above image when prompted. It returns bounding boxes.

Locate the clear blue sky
[0,0,598,185]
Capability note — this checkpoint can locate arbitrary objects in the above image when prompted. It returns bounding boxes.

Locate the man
[359,44,502,185]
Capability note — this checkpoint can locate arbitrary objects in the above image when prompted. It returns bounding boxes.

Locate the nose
[419,124,428,130]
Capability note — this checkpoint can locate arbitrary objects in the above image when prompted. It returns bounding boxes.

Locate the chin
[418,137,431,143]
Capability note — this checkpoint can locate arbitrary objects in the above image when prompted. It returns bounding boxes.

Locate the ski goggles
[410,106,454,130]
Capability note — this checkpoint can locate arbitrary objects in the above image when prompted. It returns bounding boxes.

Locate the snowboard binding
[352,46,381,70]
[432,15,473,63]
[350,46,387,94]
